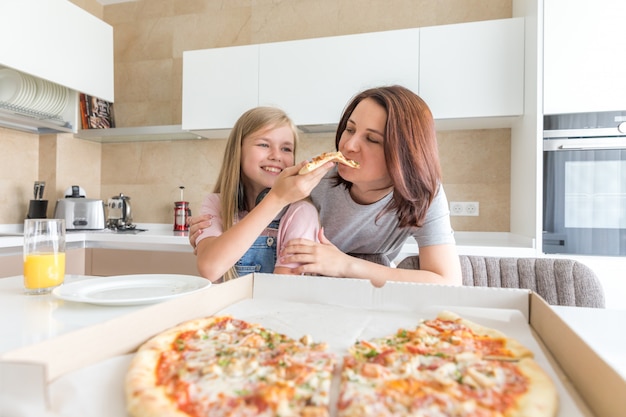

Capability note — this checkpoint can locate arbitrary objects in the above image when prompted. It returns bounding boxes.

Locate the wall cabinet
[258,29,419,128]
[0,0,113,102]
[0,248,87,279]
[0,0,113,134]
[543,0,626,114]
[0,248,199,279]
[183,18,524,136]
[419,18,524,120]
[88,249,199,277]
[182,45,260,137]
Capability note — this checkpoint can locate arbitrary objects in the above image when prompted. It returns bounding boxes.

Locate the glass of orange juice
[23,218,66,295]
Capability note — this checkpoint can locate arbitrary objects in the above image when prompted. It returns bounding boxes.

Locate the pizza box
[1,273,624,417]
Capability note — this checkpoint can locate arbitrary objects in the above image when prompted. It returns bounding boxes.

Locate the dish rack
[0,67,75,133]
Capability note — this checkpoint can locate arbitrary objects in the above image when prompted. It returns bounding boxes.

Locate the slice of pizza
[405,311,535,361]
[126,316,336,417]
[298,151,360,175]
[337,311,558,417]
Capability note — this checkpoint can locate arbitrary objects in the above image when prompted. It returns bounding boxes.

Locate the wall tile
[0,128,39,223]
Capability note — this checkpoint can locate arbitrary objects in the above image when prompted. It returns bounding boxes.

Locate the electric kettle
[107,193,133,229]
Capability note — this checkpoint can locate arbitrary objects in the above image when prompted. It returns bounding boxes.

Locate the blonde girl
[195,107,320,282]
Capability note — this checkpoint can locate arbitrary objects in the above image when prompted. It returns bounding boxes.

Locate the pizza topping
[337,312,554,417]
[126,312,557,417]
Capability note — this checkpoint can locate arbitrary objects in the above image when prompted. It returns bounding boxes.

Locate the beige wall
[0,0,512,232]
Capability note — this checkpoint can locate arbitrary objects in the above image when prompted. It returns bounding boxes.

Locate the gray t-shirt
[310,169,455,264]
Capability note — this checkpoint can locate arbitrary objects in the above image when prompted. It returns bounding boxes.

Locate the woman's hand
[187,213,213,254]
[279,228,352,277]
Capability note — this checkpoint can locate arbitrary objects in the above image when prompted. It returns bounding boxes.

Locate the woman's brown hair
[335,85,442,228]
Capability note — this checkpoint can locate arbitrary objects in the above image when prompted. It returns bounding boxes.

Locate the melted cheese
[158,317,335,416]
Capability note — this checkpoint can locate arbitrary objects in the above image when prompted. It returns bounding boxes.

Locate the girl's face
[240,124,295,202]
[338,98,392,191]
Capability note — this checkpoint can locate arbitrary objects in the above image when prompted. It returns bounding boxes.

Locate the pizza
[338,311,558,417]
[125,312,558,417]
[125,316,336,417]
[298,151,360,175]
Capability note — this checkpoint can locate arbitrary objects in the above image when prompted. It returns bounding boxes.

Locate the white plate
[52,274,211,306]
[0,68,22,103]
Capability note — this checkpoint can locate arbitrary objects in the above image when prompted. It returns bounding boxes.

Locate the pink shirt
[196,194,320,269]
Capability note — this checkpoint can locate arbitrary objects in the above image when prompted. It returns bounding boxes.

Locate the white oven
[543,111,626,256]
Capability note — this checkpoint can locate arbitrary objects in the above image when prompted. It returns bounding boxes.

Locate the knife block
[27,200,48,219]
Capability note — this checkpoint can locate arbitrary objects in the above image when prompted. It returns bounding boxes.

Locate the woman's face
[338,98,392,190]
[240,124,295,200]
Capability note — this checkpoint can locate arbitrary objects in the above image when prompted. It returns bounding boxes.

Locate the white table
[1,274,624,380]
[1,273,626,417]
[0,275,147,354]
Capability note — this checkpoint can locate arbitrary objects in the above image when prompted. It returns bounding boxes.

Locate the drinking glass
[23,218,66,295]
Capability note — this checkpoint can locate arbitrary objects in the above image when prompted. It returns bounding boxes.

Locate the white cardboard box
[1,274,625,416]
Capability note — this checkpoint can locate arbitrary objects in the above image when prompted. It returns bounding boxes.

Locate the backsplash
[0,127,510,233]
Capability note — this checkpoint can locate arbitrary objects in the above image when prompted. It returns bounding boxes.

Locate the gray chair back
[397,255,605,308]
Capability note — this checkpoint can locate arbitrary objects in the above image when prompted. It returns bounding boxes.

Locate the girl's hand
[268,160,334,206]
[187,213,213,253]
[279,228,351,277]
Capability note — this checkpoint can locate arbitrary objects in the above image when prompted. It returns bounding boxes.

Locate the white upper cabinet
[258,29,420,128]
[182,45,260,137]
[182,18,525,136]
[543,0,626,114]
[0,0,113,102]
[419,18,525,120]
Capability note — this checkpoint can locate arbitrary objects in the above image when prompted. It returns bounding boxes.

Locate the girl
[194,107,320,282]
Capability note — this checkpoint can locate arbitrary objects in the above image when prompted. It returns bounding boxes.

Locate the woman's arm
[280,230,462,286]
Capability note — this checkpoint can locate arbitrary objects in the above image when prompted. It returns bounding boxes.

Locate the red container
[173,201,191,231]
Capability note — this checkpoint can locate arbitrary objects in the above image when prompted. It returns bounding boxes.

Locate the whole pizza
[125,312,558,417]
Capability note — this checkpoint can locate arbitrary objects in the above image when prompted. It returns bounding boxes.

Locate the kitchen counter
[0,223,537,257]
[0,223,193,254]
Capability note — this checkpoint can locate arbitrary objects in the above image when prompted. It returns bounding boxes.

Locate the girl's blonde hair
[213,106,299,281]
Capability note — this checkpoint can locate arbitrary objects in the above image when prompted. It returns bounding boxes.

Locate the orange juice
[23,253,66,290]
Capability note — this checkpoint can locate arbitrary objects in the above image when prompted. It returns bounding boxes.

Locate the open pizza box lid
[1,274,625,416]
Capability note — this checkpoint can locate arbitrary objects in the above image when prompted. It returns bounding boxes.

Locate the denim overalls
[234,219,280,276]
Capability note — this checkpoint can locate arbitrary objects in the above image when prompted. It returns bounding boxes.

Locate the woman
[191,86,462,286]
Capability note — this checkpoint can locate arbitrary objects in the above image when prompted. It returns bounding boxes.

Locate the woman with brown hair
[190,85,462,286]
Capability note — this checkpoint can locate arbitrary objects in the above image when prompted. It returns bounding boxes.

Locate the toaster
[53,198,106,230]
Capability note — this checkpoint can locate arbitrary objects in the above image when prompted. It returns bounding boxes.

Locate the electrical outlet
[450,202,465,216]
[464,202,479,216]
[449,201,479,216]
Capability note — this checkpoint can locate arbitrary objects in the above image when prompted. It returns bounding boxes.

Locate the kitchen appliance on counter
[107,193,134,230]
[173,186,191,231]
[543,111,626,256]
[53,186,105,230]
[26,181,47,219]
